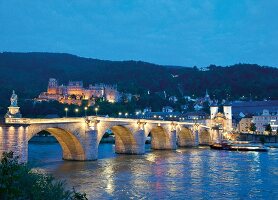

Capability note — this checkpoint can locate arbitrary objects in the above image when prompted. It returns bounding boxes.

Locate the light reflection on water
[28,143,278,199]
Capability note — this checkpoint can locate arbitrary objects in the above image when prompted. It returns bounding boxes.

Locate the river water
[28,143,278,200]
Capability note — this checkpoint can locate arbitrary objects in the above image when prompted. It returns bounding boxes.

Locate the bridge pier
[0,125,29,162]
[72,129,98,161]
[0,121,99,163]
[194,130,199,146]
[151,129,177,150]
[115,130,145,154]
[177,127,195,147]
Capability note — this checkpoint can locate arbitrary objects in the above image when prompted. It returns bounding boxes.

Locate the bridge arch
[199,129,211,145]
[177,127,195,147]
[149,126,172,150]
[27,126,86,161]
[98,124,145,154]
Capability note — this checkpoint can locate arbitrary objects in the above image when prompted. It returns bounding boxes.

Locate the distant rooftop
[181,111,209,117]
[232,100,278,107]
[232,100,278,115]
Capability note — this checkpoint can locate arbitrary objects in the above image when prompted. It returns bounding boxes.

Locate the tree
[265,124,272,135]
[249,123,257,133]
[0,151,87,200]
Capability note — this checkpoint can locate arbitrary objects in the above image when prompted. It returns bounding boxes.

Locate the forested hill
[0,52,277,106]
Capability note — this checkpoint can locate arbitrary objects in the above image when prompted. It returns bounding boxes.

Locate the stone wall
[239,133,278,143]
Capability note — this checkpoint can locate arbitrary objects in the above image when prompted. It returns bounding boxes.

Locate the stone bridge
[0,117,215,162]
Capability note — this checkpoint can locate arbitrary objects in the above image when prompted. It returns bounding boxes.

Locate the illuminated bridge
[0,116,216,162]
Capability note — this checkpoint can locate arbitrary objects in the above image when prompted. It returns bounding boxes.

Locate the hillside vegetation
[0,52,277,115]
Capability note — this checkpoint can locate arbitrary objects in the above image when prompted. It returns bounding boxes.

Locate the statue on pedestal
[10,90,18,107]
[5,90,22,118]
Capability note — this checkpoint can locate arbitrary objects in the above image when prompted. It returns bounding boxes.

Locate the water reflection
[28,143,278,199]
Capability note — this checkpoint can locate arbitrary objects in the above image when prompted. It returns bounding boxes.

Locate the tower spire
[205,89,209,98]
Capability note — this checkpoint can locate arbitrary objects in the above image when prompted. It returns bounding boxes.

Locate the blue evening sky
[0,0,277,67]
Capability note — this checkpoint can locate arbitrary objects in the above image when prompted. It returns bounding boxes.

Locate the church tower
[223,103,232,120]
[210,102,218,119]
[223,102,232,131]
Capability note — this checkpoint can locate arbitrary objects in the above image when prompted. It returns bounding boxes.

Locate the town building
[140,111,181,121]
[208,102,233,133]
[179,111,209,124]
[270,120,278,134]
[143,107,152,113]
[180,111,209,120]
[180,104,188,111]
[162,106,174,113]
[36,78,122,106]
[169,96,178,103]
[232,100,278,118]
[252,109,278,134]
[140,106,180,120]
[193,90,213,111]
[238,117,252,133]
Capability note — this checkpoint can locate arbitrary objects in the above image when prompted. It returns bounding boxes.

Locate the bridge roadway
[0,116,215,162]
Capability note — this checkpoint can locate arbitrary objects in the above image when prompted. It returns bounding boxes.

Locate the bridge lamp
[64,108,68,117]
[75,108,79,116]
[84,107,88,117]
[95,107,98,116]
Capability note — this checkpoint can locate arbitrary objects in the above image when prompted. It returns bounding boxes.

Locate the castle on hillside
[36,78,122,106]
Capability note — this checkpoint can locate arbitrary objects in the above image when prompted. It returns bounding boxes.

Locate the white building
[270,120,278,134]
[252,109,278,134]
[162,106,174,113]
[194,104,203,111]
[143,107,152,113]
[169,96,178,103]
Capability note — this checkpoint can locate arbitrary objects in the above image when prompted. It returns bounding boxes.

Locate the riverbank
[239,133,278,143]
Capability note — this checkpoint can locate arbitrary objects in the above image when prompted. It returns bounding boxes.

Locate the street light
[125,112,128,118]
[84,107,88,117]
[95,107,98,116]
[118,112,122,117]
[64,108,68,117]
[75,108,79,117]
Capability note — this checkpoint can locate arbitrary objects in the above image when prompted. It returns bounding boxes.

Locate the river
[28,143,278,200]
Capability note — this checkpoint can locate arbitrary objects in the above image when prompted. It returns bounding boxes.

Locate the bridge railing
[29,117,84,124]
[5,117,31,124]
[4,116,209,128]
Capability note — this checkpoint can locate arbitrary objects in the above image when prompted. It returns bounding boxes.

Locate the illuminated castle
[37,78,122,105]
